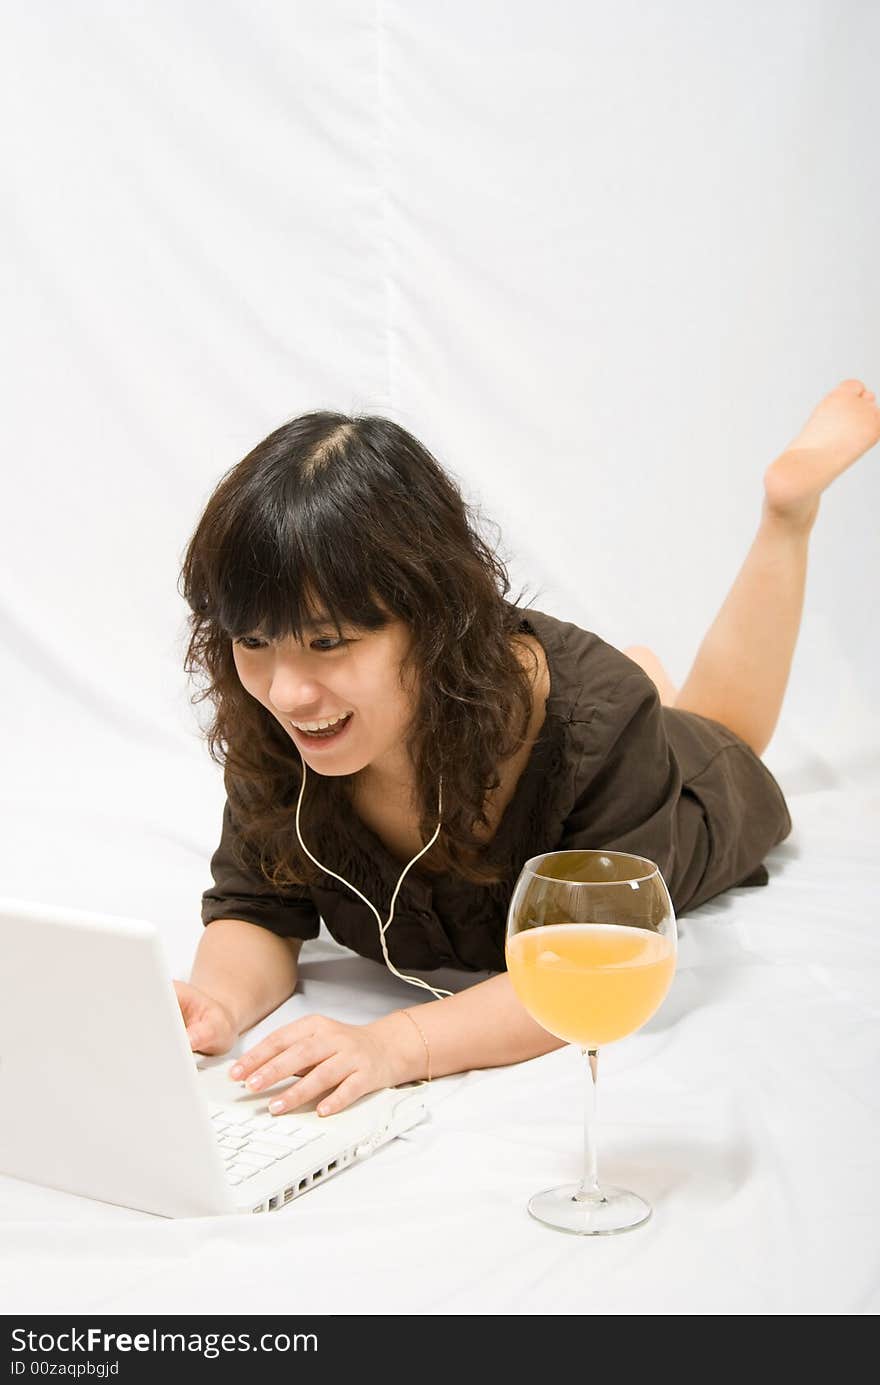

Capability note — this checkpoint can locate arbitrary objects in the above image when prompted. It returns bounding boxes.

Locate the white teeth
[292,712,352,732]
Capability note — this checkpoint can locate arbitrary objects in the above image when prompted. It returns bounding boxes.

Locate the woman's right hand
[173,979,239,1055]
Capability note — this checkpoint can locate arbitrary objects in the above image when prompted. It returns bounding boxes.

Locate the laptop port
[283,1187,295,1203]
[298,1178,309,1191]
[328,1159,338,1171]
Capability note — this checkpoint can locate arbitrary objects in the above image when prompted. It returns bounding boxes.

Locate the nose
[268,670,327,721]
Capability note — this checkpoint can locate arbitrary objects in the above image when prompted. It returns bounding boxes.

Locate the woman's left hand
[226,1012,410,1117]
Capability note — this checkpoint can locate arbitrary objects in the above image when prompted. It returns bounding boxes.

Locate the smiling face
[231,599,420,791]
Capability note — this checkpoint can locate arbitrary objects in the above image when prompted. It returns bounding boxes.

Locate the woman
[174,378,879,1119]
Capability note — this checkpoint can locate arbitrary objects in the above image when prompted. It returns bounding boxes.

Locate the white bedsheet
[2,0,878,1318]
[1,727,878,1316]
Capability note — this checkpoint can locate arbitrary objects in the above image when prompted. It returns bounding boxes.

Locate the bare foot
[763,378,880,530]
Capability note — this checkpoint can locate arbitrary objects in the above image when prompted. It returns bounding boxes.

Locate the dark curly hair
[178,411,544,889]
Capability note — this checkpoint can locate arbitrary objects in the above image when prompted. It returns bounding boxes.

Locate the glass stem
[577,1046,602,1201]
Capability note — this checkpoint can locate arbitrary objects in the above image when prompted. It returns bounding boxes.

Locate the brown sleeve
[201,796,321,940]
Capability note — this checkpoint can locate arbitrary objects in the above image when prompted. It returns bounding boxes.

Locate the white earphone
[293,754,453,1001]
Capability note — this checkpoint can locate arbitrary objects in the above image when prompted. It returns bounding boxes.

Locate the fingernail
[247,1075,263,1089]
[229,1064,243,1078]
[268,1099,285,1114]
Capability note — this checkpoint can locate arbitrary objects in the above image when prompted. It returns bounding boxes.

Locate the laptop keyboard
[209,1106,325,1185]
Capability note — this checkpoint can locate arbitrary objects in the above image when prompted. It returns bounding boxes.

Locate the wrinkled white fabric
[1,0,878,1317]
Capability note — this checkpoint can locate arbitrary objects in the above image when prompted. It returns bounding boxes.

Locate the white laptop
[0,897,428,1218]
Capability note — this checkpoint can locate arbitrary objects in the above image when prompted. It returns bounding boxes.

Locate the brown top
[201,606,793,972]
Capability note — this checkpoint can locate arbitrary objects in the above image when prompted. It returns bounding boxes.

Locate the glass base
[527,1182,652,1236]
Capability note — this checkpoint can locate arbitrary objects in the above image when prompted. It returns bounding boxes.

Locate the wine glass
[505,848,677,1235]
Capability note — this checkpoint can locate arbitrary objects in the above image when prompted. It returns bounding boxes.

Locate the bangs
[194,501,395,645]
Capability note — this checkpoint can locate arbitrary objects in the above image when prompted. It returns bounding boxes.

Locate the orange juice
[506,923,675,1047]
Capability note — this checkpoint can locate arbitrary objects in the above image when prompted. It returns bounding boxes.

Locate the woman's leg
[622,645,679,708]
[670,511,811,756]
[665,379,879,757]
[623,381,878,756]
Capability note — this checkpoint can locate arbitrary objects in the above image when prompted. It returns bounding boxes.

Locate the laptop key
[268,1117,311,1135]
[245,1138,291,1159]
[247,1115,282,1131]
[232,1152,275,1171]
[227,1162,259,1180]
[227,1160,265,1179]
[273,1129,321,1151]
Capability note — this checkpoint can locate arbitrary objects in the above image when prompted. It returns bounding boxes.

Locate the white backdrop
[1,0,878,1315]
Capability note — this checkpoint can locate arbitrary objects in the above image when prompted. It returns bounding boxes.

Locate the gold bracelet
[398,1007,431,1083]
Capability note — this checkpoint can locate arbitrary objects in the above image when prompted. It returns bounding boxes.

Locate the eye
[312,637,348,651]
[233,636,348,652]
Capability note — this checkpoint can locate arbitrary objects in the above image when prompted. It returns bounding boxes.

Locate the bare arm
[370,970,567,1084]
[189,919,303,1034]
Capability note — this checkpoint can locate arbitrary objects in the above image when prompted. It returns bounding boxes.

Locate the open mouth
[290,712,354,746]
